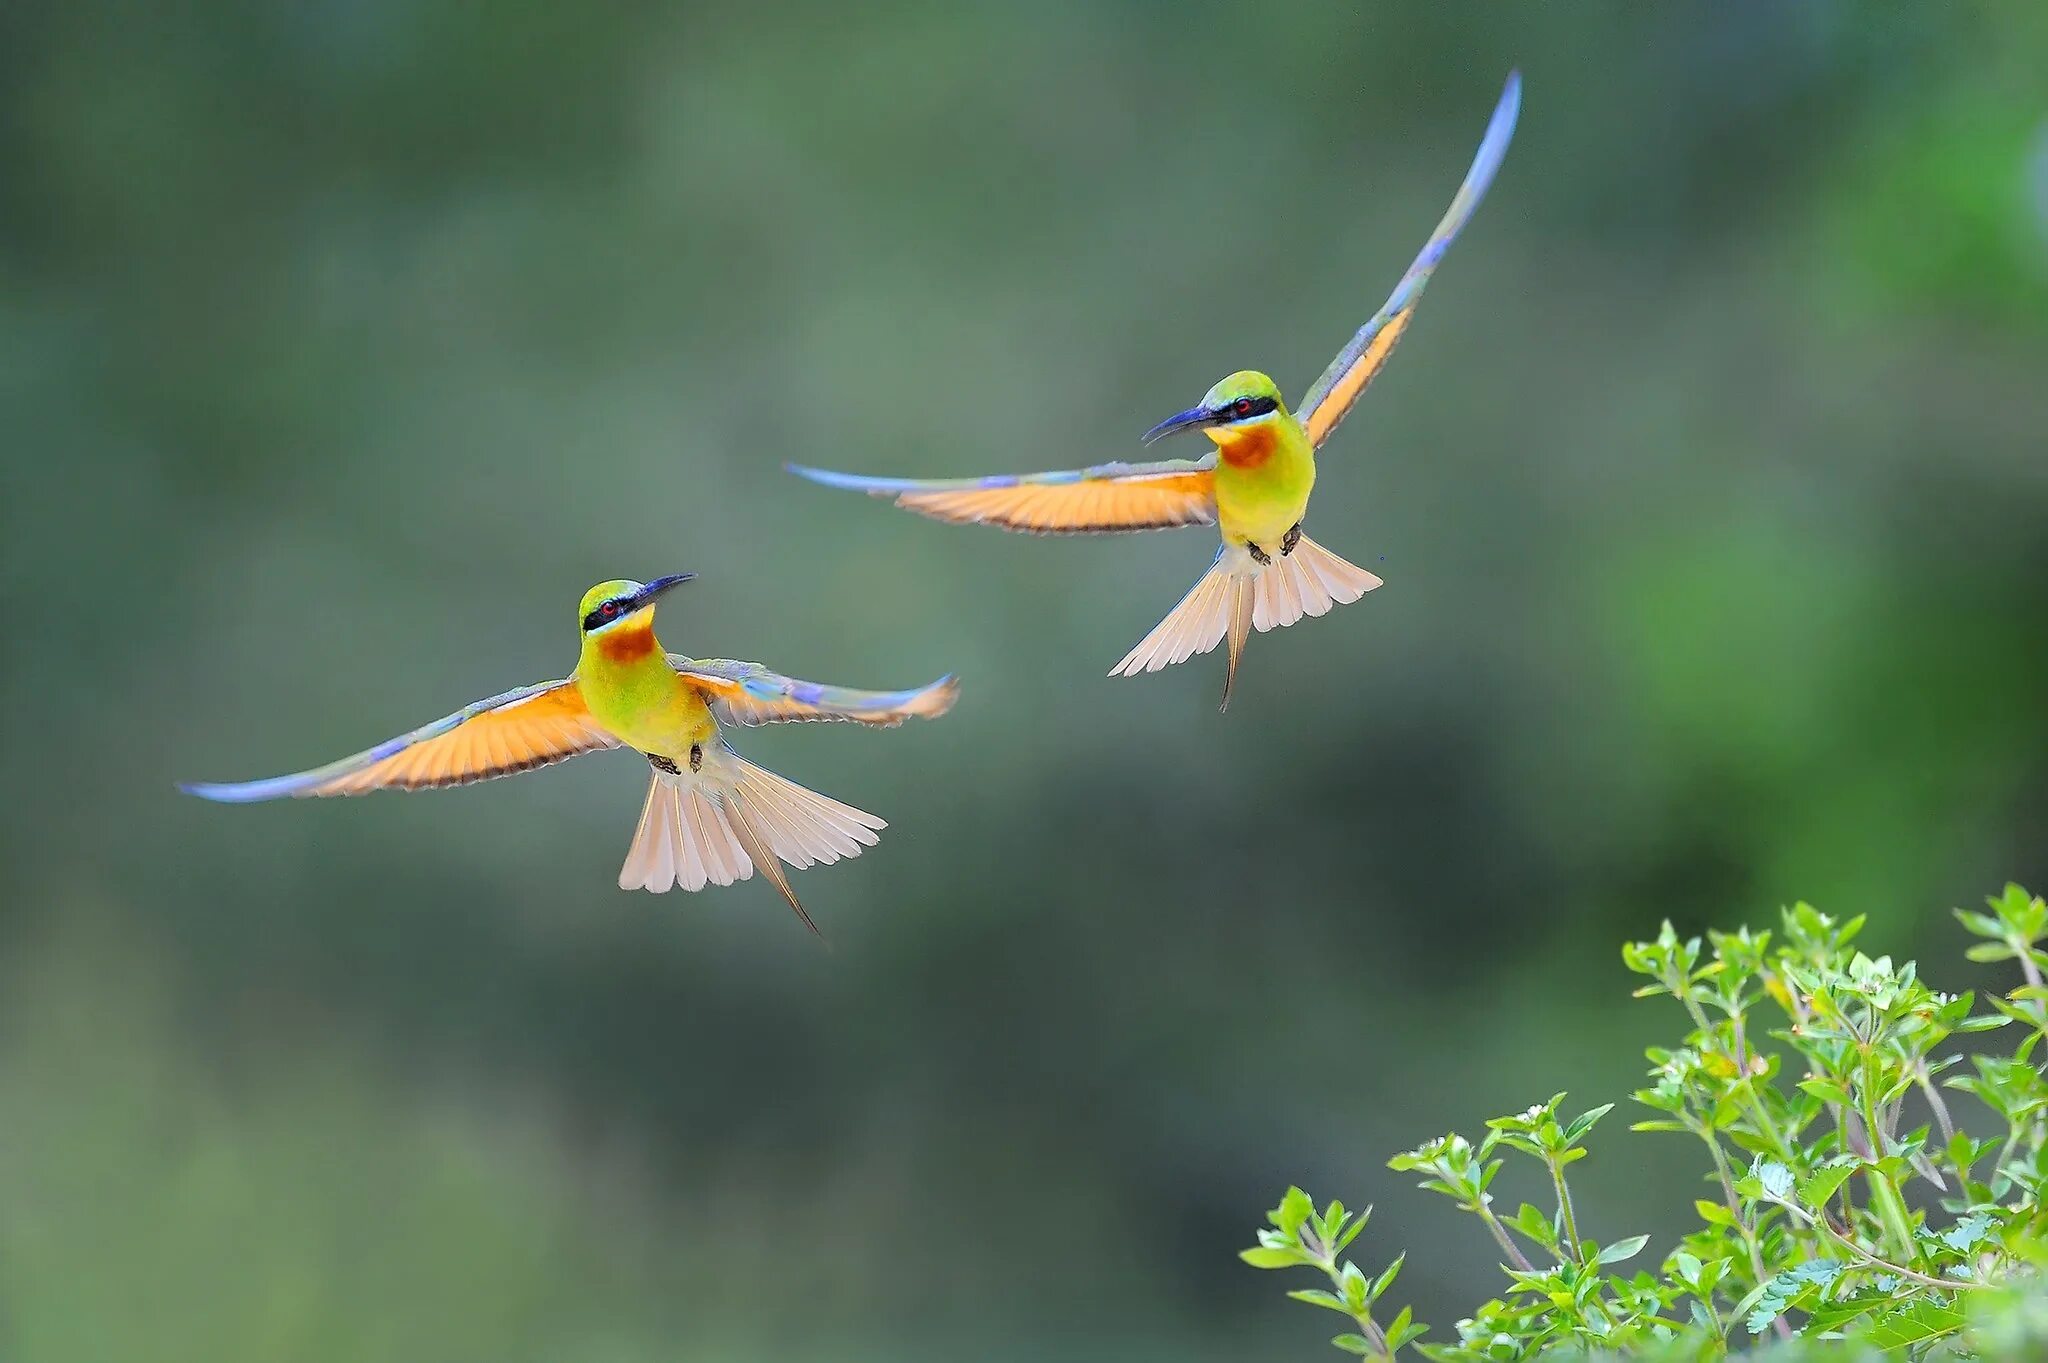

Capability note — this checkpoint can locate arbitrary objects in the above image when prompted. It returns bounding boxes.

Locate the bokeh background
[3,2,2047,1358]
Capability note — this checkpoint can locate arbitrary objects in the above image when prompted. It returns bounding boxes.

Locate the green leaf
[1329,1334,1373,1356]
[1370,1252,1405,1304]
[1802,1289,1897,1336]
[1240,1247,1307,1269]
[1741,1159,1794,1202]
[1798,1076,1853,1107]
[1285,1288,1350,1313]
[1597,1234,1649,1264]
[1565,1104,1615,1145]
[1939,1212,1994,1252]
[1744,1258,1845,1335]
[1339,1259,1370,1310]
[1954,908,2005,939]
[1798,1161,1857,1211]
[1277,1186,1315,1236]
[1694,1199,1736,1227]
[1319,1198,1348,1244]
[1859,1296,1967,1350]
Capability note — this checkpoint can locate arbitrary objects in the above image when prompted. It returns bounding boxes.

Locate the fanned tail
[1109,535,1382,710]
[1109,546,1254,707]
[616,748,885,937]
[1252,533,1383,632]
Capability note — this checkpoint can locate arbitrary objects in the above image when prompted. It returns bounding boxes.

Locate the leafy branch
[1243,886,2048,1360]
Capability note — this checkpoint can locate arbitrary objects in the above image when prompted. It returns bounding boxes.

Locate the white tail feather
[1110,534,1382,707]
[1253,533,1382,631]
[1109,546,1254,678]
[616,748,885,933]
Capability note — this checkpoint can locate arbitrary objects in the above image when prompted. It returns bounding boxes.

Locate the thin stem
[1913,1059,1957,1145]
[1547,1156,1583,1259]
[1769,1197,1984,1291]
[1817,1222,1979,1292]
[1774,967,1811,1026]
[1857,1067,1891,1164]
[1347,1301,1393,1360]
[1993,1120,2026,1197]
[1736,1071,1799,1166]
[1302,1229,1395,1361]
[1473,1199,1538,1274]
[1865,1167,1922,1267]
[1702,1129,1794,1342]
[1730,1013,1755,1076]
[1853,1057,1921,1264]
[2011,936,2044,991]
[1678,987,1798,1165]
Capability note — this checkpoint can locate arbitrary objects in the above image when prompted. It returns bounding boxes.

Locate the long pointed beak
[1140,405,1219,446]
[636,573,696,608]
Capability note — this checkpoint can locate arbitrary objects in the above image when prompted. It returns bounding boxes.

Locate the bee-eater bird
[181,575,959,935]
[789,72,1520,709]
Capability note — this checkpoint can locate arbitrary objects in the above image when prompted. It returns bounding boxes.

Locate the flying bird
[181,575,958,935]
[790,72,1521,709]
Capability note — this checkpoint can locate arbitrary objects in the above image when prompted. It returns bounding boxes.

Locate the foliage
[1244,886,2048,1360]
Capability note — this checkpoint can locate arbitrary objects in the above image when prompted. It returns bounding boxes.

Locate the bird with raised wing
[181,575,958,935]
[790,72,1520,709]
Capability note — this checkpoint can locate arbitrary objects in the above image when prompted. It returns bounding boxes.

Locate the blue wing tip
[180,776,300,803]
[180,779,251,803]
[1492,70,1523,137]
[786,462,882,492]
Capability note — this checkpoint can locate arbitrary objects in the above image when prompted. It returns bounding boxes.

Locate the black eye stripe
[1217,395,1278,421]
[581,596,634,631]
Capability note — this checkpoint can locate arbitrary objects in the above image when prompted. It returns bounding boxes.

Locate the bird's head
[1140,370,1287,447]
[578,574,694,636]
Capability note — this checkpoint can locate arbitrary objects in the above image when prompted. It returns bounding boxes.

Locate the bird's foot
[1281,523,1302,556]
[648,754,681,775]
[1246,541,1272,566]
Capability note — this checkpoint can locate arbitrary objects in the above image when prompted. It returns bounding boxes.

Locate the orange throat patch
[597,622,657,663]
[1215,424,1277,469]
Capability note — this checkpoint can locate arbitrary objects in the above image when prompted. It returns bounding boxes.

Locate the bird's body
[788,72,1521,709]
[183,576,958,935]
[578,616,719,760]
[1207,383,1316,552]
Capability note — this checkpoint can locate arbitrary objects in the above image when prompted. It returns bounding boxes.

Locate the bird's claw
[1281,524,1302,556]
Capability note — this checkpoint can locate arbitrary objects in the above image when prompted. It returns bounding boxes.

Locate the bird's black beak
[636,573,696,608]
[1140,405,1221,446]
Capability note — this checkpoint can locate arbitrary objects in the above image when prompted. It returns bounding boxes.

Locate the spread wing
[786,457,1217,535]
[1296,71,1521,449]
[180,679,618,801]
[674,658,959,728]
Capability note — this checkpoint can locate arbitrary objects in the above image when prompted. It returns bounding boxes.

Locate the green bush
[1243,887,2048,1360]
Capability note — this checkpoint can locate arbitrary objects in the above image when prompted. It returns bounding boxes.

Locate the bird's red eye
[1235,398,1254,415]
[602,602,619,617]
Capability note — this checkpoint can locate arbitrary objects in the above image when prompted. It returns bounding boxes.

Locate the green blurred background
[4,2,2047,1358]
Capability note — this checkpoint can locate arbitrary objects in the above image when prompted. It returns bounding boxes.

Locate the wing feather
[1296,71,1522,449]
[787,458,1217,535]
[181,679,618,801]
[674,658,959,728]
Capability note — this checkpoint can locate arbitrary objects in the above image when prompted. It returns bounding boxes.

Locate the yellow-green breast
[576,623,717,758]
[1211,413,1316,550]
